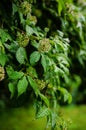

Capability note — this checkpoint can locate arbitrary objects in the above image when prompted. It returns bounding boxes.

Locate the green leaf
[41,54,51,72]
[31,40,39,49]
[12,71,24,80]
[16,47,27,64]
[8,82,15,98]
[60,63,69,74]
[27,76,39,96]
[57,54,69,67]
[39,93,49,107]
[6,66,24,80]
[63,90,69,102]
[57,0,64,16]
[0,52,7,66]
[0,29,12,43]
[6,66,14,74]
[68,94,72,104]
[26,25,34,36]
[41,54,47,72]
[51,112,57,129]
[9,71,24,80]
[17,76,28,97]
[26,66,38,78]
[19,12,25,25]
[0,40,5,52]
[58,87,72,103]
[36,106,50,119]
[4,41,19,53]
[12,3,18,15]
[30,51,40,66]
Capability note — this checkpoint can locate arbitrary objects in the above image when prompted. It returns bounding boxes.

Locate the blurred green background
[0,105,86,130]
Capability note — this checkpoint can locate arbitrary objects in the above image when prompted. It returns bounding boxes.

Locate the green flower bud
[29,15,37,25]
[34,9,42,18]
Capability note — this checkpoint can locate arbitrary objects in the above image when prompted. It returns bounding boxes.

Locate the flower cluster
[38,38,51,52]
[35,79,46,90]
[19,1,31,16]
[17,32,29,47]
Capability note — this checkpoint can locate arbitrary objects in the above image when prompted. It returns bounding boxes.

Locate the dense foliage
[0,0,86,129]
